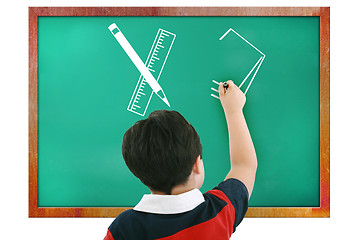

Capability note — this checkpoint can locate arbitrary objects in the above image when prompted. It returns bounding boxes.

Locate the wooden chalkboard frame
[29,7,330,218]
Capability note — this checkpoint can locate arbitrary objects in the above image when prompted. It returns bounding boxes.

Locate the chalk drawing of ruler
[127,29,176,116]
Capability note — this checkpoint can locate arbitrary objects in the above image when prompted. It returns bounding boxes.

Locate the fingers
[218,80,235,97]
[218,82,224,96]
[226,80,235,87]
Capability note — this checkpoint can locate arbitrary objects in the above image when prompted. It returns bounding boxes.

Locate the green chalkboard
[38,16,320,208]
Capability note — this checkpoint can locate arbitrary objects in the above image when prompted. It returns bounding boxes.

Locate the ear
[192,155,202,174]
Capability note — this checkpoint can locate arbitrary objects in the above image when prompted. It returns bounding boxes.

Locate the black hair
[122,110,202,194]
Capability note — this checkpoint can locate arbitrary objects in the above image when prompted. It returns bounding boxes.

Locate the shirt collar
[133,189,205,214]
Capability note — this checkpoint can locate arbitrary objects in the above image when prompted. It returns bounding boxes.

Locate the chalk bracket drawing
[211,28,266,99]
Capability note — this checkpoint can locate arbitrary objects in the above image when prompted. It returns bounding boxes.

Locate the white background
[1,0,359,239]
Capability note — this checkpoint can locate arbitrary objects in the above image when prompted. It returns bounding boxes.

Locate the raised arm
[219,80,257,198]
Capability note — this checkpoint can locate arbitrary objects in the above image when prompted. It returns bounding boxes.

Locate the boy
[105,80,257,240]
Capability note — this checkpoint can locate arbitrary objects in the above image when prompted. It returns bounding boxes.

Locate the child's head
[122,110,203,195]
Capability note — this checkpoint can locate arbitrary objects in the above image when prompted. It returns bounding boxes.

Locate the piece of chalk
[223,82,229,90]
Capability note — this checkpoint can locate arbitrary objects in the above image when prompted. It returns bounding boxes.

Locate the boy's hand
[218,80,246,115]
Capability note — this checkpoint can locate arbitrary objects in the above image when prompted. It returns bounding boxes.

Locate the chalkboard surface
[37,16,320,208]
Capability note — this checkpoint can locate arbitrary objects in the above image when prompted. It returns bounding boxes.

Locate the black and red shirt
[105,178,248,240]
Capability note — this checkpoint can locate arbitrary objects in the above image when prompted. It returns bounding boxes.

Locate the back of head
[122,110,202,194]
